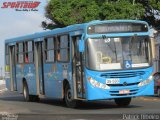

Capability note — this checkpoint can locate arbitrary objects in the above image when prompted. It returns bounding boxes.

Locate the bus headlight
[88,77,110,89]
[138,75,153,87]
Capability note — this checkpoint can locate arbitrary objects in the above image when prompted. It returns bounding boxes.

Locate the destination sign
[87,22,148,34]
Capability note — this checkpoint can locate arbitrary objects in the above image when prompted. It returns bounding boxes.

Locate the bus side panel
[43,64,61,98]
[15,64,37,95]
[24,64,37,95]
[57,63,72,98]
[5,65,11,90]
[44,63,71,98]
[56,63,72,98]
[5,78,11,90]
[16,77,23,94]
[16,64,24,93]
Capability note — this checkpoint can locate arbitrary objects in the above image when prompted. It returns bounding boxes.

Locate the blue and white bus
[5,20,155,108]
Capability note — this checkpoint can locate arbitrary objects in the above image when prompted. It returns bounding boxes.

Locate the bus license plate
[119,90,130,94]
[106,79,120,84]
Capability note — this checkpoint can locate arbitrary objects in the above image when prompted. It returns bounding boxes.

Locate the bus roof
[5,20,149,44]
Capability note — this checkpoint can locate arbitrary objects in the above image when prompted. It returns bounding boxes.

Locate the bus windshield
[86,36,151,71]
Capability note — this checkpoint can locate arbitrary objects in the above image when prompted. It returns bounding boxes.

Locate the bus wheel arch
[63,79,69,99]
[22,78,39,102]
[63,79,78,108]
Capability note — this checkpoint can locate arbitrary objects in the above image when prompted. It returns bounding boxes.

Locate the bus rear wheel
[114,98,131,107]
[64,84,78,108]
[23,82,31,102]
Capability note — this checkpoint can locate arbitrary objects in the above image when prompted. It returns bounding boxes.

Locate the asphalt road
[0,90,160,120]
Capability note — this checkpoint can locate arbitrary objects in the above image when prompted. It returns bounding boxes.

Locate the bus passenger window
[24,41,34,63]
[45,37,55,62]
[25,54,29,63]
[17,42,24,64]
[56,39,60,61]
[25,42,28,63]
[57,35,70,62]
[57,50,60,61]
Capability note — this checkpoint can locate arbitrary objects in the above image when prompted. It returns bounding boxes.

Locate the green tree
[101,0,144,20]
[138,0,160,28]
[42,0,160,29]
[43,0,100,29]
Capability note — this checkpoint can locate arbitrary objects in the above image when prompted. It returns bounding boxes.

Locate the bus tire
[30,95,40,102]
[23,82,33,102]
[154,73,160,81]
[114,97,131,107]
[64,84,78,108]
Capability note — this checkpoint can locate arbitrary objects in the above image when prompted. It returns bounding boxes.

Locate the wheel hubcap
[67,89,72,102]
[24,87,27,98]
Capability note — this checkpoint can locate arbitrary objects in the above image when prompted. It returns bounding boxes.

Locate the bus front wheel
[64,84,78,108]
[114,98,131,107]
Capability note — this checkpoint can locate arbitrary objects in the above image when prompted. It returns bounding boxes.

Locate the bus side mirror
[78,40,84,52]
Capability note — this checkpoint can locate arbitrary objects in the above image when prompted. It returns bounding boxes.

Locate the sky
[0,0,48,75]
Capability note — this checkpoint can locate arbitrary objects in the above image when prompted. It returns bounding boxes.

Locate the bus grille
[100,71,145,78]
[109,89,138,96]
[107,82,139,87]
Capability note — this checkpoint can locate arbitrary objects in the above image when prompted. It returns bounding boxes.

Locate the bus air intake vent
[107,82,140,87]
[100,71,145,78]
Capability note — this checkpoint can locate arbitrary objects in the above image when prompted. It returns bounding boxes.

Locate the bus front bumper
[86,80,154,100]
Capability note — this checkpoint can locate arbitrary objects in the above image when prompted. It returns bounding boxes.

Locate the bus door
[35,41,45,95]
[9,45,17,91]
[71,35,85,99]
